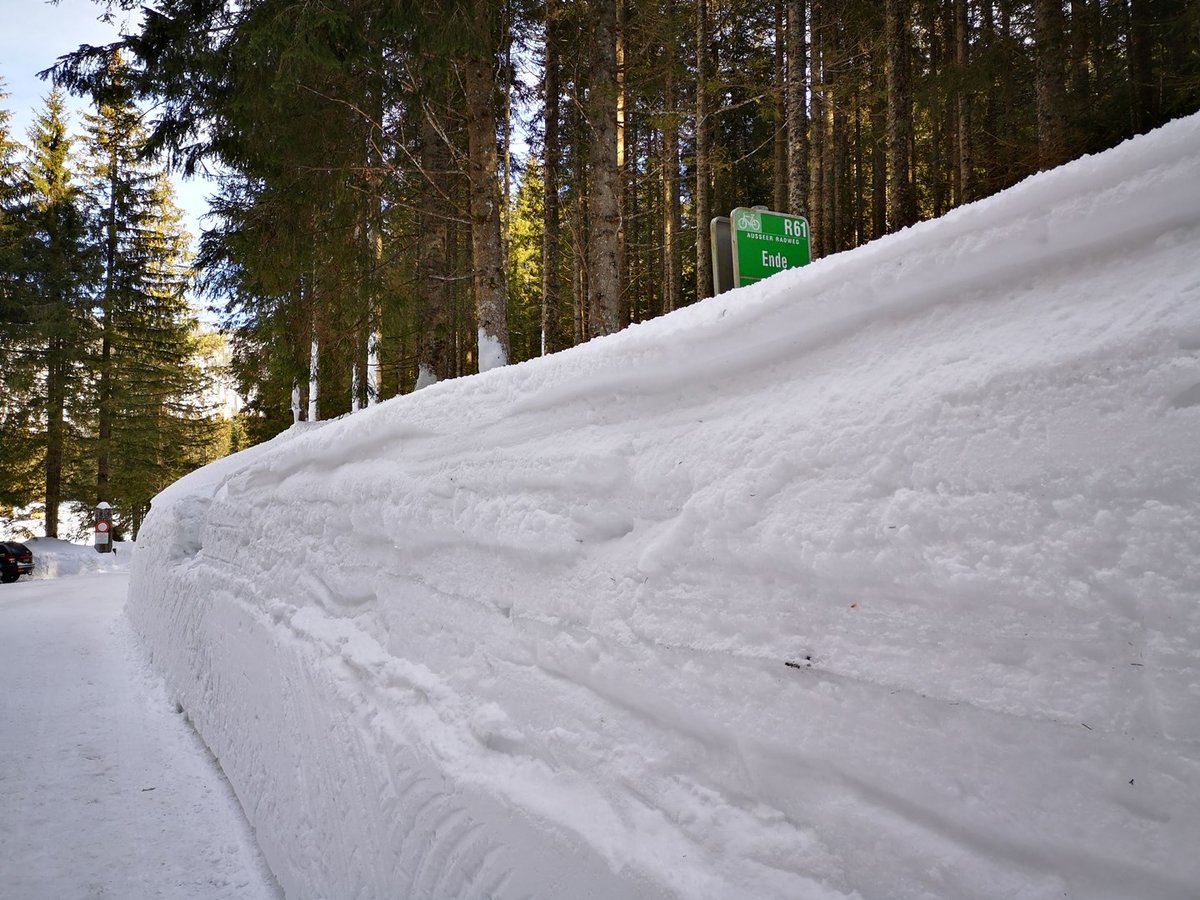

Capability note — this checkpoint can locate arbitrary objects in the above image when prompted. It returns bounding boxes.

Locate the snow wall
[129,114,1200,900]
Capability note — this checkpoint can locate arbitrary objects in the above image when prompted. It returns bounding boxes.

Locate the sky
[1,0,213,242]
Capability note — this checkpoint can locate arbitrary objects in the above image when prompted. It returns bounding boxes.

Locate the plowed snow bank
[130,115,1200,900]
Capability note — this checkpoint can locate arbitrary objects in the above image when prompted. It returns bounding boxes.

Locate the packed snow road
[0,571,280,899]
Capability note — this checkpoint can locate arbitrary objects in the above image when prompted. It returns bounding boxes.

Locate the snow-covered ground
[19,535,132,579]
[129,114,1200,899]
[0,567,280,899]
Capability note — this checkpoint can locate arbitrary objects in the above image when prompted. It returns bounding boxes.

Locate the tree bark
[463,8,510,370]
[1070,0,1091,104]
[97,150,117,505]
[541,0,564,354]
[980,0,998,195]
[663,42,682,315]
[616,0,630,328]
[44,342,63,538]
[694,0,713,299]
[1128,0,1157,134]
[773,0,787,211]
[570,88,588,344]
[586,0,621,337]
[417,97,454,383]
[786,0,809,217]
[885,0,917,229]
[870,44,887,239]
[1034,0,1070,169]
[956,0,973,203]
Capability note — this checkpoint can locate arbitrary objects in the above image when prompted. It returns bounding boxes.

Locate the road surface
[0,570,280,899]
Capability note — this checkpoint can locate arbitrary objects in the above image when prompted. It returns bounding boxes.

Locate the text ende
[761,250,796,269]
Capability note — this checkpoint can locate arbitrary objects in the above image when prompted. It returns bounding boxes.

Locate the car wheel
[0,572,17,584]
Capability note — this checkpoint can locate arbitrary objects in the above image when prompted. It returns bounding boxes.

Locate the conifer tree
[105,175,211,536]
[507,155,544,363]
[83,56,212,535]
[0,81,43,511]
[21,90,95,538]
[46,0,1200,449]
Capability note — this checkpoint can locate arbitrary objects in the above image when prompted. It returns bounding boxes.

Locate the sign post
[710,216,734,296]
[94,501,112,554]
[729,207,810,288]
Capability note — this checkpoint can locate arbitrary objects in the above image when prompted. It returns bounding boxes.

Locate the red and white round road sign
[96,521,109,533]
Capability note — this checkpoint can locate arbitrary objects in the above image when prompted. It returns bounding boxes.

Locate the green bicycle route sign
[729,207,810,288]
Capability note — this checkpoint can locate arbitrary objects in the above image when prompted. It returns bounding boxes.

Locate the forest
[2,0,1199,536]
[0,72,228,539]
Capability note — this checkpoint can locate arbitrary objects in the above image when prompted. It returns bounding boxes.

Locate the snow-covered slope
[129,115,1200,900]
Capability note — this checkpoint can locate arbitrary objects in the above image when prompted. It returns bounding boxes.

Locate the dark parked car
[0,542,34,583]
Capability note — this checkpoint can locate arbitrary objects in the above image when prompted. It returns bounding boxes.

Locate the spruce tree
[83,51,156,511]
[21,90,95,538]
[83,60,213,536]
[0,79,42,512]
[109,175,212,537]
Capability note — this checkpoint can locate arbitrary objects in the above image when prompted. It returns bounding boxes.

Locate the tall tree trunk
[822,60,836,254]
[308,323,319,422]
[365,52,384,406]
[570,90,588,344]
[587,0,621,337]
[786,0,809,217]
[663,42,682,315]
[1070,0,1091,104]
[885,0,917,229]
[870,44,888,239]
[956,0,973,203]
[97,156,117,505]
[835,90,848,251]
[773,0,788,211]
[1128,0,1157,134]
[417,97,454,384]
[616,0,630,328]
[463,6,510,370]
[694,0,713,299]
[1034,0,1070,168]
[979,0,998,196]
[931,1,951,217]
[852,96,864,246]
[809,0,825,255]
[44,344,64,538]
[542,0,564,354]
